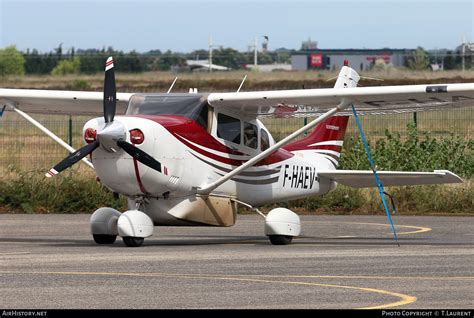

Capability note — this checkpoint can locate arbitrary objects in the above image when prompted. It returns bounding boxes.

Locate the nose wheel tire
[268,235,293,245]
[122,236,145,247]
[93,234,117,244]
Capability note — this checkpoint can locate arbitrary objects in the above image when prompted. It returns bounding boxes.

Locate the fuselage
[83,93,342,226]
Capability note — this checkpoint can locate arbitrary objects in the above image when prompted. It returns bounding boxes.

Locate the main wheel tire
[122,236,144,247]
[93,234,117,244]
[268,235,293,245]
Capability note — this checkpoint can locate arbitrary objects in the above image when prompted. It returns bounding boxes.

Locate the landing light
[84,128,97,144]
[130,129,144,145]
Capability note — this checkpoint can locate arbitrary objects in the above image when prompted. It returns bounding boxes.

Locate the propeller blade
[117,140,162,173]
[45,140,99,178]
[104,56,116,123]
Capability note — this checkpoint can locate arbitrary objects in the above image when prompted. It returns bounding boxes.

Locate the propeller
[104,57,116,123]
[45,140,99,177]
[117,140,162,173]
[46,57,163,178]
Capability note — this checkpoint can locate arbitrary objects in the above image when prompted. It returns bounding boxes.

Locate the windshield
[126,94,208,120]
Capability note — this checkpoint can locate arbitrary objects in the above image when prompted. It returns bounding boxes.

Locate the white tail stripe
[308,140,344,147]
[313,149,341,157]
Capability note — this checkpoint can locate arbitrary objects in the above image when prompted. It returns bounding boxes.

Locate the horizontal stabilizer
[318,170,463,188]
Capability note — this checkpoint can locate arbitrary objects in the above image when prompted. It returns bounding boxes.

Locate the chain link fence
[0,108,472,170]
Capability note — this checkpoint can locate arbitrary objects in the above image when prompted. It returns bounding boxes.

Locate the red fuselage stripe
[132,158,147,194]
[129,114,294,166]
[173,133,246,166]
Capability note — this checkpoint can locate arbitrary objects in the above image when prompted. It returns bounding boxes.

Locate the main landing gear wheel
[264,208,301,246]
[93,234,117,244]
[122,236,145,247]
[268,235,293,245]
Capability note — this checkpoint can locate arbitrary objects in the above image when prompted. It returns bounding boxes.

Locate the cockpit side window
[243,122,258,149]
[196,103,208,131]
[217,113,241,144]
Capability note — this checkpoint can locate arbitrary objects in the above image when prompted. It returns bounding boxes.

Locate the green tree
[442,50,457,70]
[78,49,107,74]
[24,49,59,74]
[257,52,273,65]
[408,47,430,70]
[51,56,81,75]
[158,50,186,71]
[212,48,245,69]
[115,50,144,73]
[0,46,26,76]
[274,49,292,64]
[187,49,208,61]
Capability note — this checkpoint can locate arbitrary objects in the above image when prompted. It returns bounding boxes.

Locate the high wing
[207,83,474,117]
[197,67,473,194]
[0,88,134,115]
[317,170,462,188]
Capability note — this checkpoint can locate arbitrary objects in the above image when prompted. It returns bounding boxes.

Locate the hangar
[292,48,412,71]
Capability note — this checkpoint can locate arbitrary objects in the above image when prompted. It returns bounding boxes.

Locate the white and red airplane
[1,57,472,247]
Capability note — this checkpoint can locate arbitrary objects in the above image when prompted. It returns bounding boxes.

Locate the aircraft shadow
[0,236,470,247]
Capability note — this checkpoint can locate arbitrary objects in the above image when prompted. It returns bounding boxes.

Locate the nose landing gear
[117,209,154,247]
[90,207,154,248]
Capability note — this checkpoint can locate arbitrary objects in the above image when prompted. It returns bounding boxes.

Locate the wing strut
[196,104,346,194]
[351,103,399,246]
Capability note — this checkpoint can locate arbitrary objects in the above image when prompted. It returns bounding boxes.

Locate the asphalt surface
[0,214,472,309]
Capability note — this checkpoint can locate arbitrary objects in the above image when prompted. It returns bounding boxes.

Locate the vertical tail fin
[283,115,349,166]
[283,64,359,166]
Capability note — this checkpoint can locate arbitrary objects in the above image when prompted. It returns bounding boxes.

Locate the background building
[292,48,412,71]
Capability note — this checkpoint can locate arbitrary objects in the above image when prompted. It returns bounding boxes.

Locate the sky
[0,0,473,53]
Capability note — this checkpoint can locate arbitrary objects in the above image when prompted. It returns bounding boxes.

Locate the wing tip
[434,170,464,183]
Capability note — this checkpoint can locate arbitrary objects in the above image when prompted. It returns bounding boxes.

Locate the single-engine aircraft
[1,57,472,247]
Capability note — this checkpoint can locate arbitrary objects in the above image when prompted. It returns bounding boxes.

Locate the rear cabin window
[243,122,258,149]
[217,113,241,144]
[261,129,270,151]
